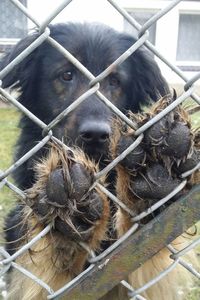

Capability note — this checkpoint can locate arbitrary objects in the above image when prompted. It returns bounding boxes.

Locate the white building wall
[27,0,124,30]
[24,0,200,88]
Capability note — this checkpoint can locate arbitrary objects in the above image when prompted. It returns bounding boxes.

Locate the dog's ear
[120,35,170,112]
[0,33,39,91]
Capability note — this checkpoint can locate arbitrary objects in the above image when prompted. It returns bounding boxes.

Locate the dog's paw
[25,143,109,244]
[111,96,200,218]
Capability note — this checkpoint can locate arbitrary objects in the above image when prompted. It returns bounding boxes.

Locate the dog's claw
[175,150,200,174]
[54,217,93,241]
[130,163,181,200]
[35,197,51,217]
[116,136,145,171]
[86,192,103,221]
[53,191,103,241]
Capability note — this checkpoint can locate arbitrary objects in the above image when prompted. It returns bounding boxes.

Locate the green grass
[0,107,20,225]
[183,98,200,128]
[0,107,20,169]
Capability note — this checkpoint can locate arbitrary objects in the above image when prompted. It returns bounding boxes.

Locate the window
[124,11,157,45]
[0,0,27,39]
[176,14,200,61]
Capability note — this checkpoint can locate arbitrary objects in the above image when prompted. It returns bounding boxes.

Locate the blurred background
[0,0,200,91]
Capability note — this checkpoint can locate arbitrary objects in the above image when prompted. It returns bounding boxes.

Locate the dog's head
[1,23,169,164]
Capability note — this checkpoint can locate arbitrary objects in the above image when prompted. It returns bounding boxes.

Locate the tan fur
[113,181,197,300]
[113,208,197,300]
[107,97,200,300]
[7,145,109,299]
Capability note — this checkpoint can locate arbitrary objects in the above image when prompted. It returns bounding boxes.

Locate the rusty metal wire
[0,0,200,299]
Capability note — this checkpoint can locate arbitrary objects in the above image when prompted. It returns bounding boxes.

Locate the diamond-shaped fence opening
[0,1,199,299]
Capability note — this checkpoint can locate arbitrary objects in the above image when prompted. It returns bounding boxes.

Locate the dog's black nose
[79,121,111,144]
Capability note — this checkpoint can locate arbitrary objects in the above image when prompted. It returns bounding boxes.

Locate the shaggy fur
[1,22,197,300]
[7,145,109,299]
[109,96,199,300]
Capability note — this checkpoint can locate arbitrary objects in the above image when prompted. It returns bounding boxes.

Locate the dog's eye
[109,75,120,87]
[61,71,73,82]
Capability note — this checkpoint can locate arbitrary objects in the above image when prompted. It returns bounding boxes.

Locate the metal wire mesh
[0,0,199,299]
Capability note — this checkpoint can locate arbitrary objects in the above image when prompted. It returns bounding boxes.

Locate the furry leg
[110,96,200,300]
[7,144,109,300]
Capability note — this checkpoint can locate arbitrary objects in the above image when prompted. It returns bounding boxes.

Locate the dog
[1,23,196,300]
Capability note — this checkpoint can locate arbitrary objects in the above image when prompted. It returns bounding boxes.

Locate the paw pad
[25,144,108,242]
[111,96,200,214]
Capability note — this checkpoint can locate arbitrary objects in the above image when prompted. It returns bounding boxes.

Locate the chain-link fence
[0,0,200,299]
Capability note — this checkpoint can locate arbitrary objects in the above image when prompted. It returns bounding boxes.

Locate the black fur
[1,23,169,254]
